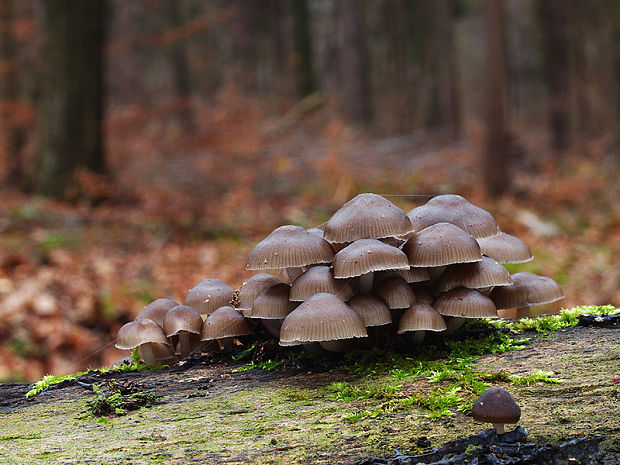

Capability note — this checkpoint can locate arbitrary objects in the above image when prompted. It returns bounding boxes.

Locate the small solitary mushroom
[471,387,521,434]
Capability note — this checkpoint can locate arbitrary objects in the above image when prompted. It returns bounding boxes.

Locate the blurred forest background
[0,0,618,381]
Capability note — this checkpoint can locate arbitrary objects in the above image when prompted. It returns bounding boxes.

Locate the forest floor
[0,322,618,464]
[0,101,619,381]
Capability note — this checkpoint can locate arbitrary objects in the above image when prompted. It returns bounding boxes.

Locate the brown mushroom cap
[406,194,500,239]
[333,238,410,279]
[347,294,392,327]
[135,298,178,327]
[246,225,334,271]
[324,193,414,243]
[434,256,513,293]
[115,319,170,350]
[490,272,564,309]
[471,387,521,426]
[404,222,483,267]
[435,288,498,318]
[290,265,355,302]
[163,305,203,337]
[397,303,447,333]
[476,232,533,264]
[238,273,282,314]
[279,293,367,346]
[184,279,235,317]
[201,306,253,340]
[376,267,431,284]
[250,282,297,319]
[373,276,416,309]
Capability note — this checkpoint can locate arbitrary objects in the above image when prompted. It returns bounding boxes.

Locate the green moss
[509,370,563,385]
[25,356,167,398]
[489,305,618,333]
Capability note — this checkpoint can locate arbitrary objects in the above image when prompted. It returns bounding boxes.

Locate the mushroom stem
[178,332,192,358]
[445,317,466,334]
[493,423,506,435]
[514,306,530,319]
[405,330,425,345]
[139,343,156,366]
[285,267,304,282]
[357,272,374,294]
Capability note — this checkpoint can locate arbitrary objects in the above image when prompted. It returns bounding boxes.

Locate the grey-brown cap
[471,387,521,425]
[347,294,392,327]
[477,232,533,264]
[115,319,170,350]
[490,272,564,309]
[238,273,282,314]
[201,306,253,341]
[404,223,482,267]
[397,303,447,333]
[246,225,334,270]
[324,193,414,243]
[249,282,297,319]
[163,305,203,337]
[184,279,235,316]
[290,265,355,302]
[333,239,410,279]
[279,293,367,346]
[373,276,416,309]
[435,288,498,318]
[135,298,178,327]
[434,256,513,293]
[376,267,431,284]
[407,194,500,239]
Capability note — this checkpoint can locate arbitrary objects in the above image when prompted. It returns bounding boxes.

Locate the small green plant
[233,359,286,372]
[85,381,157,417]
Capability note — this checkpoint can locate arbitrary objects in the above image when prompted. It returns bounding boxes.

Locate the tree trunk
[538,0,570,154]
[166,0,194,130]
[0,0,26,186]
[35,0,107,198]
[290,0,317,98]
[420,0,461,139]
[338,0,371,124]
[483,0,510,197]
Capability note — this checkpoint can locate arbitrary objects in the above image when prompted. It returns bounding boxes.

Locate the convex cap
[290,265,355,302]
[333,239,409,279]
[184,279,235,316]
[201,306,253,341]
[397,303,447,334]
[472,387,521,427]
[324,193,414,243]
[477,232,533,264]
[491,272,564,309]
[279,293,367,346]
[404,222,482,267]
[435,256,512,293]
[407,194,500,239]
[135,298,178,327]
[246,225,334,270]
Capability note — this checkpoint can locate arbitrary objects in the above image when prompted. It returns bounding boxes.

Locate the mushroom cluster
[115,193,564,363]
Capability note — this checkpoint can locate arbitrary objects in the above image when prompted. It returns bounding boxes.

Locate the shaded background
[0,0,618,381]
